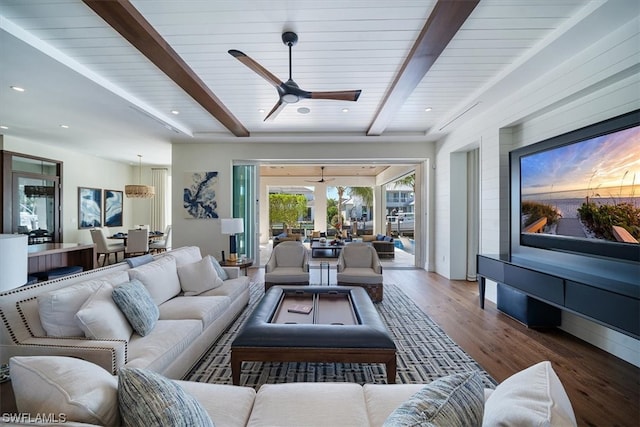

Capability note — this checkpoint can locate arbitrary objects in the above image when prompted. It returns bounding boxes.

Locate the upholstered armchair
[336,242,383,302]
[264,241,310,292]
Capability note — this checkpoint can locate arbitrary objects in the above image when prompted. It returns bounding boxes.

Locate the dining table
[108,231,164,245]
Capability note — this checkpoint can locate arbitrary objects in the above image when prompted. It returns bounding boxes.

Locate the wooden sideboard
[27,243,96,275]
[477,254,639,339]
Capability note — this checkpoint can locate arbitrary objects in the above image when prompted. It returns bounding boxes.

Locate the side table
[221,259,253,276]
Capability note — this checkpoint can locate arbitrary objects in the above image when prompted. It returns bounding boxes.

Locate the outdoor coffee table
[311,241,344,258]
[230,286,397,385]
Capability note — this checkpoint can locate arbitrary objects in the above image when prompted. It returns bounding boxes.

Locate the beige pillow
[177,255,224,296]
[37,279,103,337]
[10,356,119,426]
[129,256,181,305]
[75,281,133,341]
[483,361,577,426]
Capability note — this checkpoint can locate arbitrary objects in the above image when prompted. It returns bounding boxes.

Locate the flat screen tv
[510,110,640,263]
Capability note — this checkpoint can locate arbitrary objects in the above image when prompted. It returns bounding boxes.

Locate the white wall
[1,135,159,243]
[433,17,640,366]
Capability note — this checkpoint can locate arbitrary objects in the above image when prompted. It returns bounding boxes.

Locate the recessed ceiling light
[297,107,310,114]
[342,108,349,113]
[258,109,265,113]
[59,124,69,129]
[171,110,180,115]
[10,86,25,92]
[0,125,8,130]
[424,107,433,112]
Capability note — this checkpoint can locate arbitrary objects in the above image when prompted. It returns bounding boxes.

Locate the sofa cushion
[176,380,256,427]
[363,384,426,426]
[37,279,104,337]
[159,246,202,267]
[177,255,223,296]
[383,371,484,427]
[201,275,250,300]
[112,279,159,336]
[483,361,577,427]
[10,356,119,426]
[129,256,181,305]
[118,367,213,427]
[209,255,229,280]
[248,382,369,427]
[36,271,129,337]
[75,281,133,341]
[158,295,230,328]
[126,319,202,372]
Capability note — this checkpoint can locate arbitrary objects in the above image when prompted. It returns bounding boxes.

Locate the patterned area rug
[185,283,497,388]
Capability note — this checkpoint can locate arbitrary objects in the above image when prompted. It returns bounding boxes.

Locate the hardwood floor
[248,266,639,427]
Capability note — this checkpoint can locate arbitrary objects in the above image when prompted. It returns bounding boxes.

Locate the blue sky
[521,126,640,196]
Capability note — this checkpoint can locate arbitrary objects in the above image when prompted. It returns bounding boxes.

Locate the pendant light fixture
[125,155,155,198]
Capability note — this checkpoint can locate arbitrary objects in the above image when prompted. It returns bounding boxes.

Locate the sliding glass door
[232,164,258,261]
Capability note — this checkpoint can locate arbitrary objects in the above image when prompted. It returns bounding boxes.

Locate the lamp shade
[0,234,28,292]
[221,218,244,235]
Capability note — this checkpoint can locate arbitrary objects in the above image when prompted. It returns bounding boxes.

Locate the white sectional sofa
[0,246,250,378]
[7,356,577,426]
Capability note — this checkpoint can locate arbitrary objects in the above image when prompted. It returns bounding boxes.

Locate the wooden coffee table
[230,286,397,385]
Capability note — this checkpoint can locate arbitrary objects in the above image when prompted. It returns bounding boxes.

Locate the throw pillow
[118,367,213,427]
[125,254,154,268]
[37,279,104,337]
[276,232,287,239]
[383,371,484,427]
[129,255,181,305]
[75,281,133,341]
[177,255,224,296]
[483,361,577,427]
[10,356,119,426]
[209,255,229,281]
[112,279,159,336]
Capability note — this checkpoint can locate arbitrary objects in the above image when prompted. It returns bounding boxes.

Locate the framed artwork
[103,189,123,227]
[78,187,102,229]
[183,171,219,219]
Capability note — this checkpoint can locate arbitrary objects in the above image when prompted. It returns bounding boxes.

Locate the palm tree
[394,173,415,193]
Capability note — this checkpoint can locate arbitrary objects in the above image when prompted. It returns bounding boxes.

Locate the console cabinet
[477,254,639,339]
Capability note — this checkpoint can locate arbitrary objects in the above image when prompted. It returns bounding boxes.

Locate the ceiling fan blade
[309,90,362,101]
[228,49,283,88]
[263,100,286,122]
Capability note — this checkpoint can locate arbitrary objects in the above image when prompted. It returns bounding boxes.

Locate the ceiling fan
[305,166,335,183]
[229,31,362,121]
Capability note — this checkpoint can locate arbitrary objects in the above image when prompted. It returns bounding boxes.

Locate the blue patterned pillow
[209,255,229,281]
[383,371,484,427]
[112,279,159,336]
[118,368,213,427]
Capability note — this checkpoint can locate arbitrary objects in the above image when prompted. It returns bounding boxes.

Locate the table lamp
[0,234,28,292]
[221,218,244,262]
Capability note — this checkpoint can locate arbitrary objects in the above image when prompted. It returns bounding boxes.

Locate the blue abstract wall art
[183,171,219,218]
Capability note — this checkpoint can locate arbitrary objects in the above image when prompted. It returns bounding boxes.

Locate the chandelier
[125,155,155,198]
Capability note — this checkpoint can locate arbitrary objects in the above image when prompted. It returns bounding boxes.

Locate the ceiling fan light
[125,184,155,198]
[282,93,299,103]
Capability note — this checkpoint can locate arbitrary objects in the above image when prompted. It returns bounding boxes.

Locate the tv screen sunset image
[520,125,640,244]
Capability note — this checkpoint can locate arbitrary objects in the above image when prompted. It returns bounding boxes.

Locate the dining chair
[90,228,125,266]
[125,229,149,258]
[149,225,172,254]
